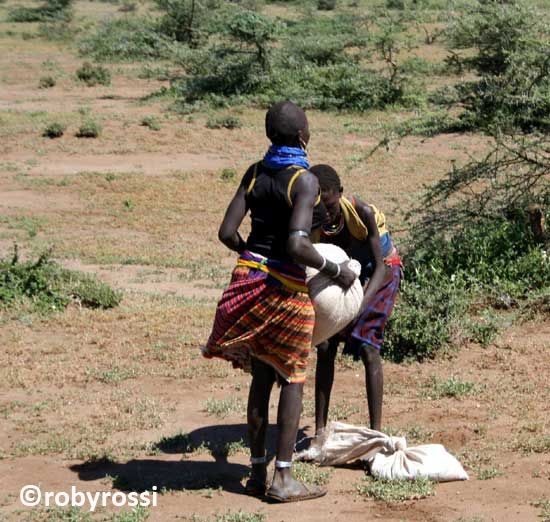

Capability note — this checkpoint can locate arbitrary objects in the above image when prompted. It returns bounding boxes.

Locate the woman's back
[245,162,325,262]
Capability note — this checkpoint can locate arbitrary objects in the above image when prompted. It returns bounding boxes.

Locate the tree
[411,133,549,238]
[155,0,220,46]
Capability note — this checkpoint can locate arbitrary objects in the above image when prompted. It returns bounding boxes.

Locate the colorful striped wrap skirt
[202,251,314,384]
[350,264,401,349]
[342,240,402,358]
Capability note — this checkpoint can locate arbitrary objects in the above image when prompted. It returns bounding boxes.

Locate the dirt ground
[0,2,549,521]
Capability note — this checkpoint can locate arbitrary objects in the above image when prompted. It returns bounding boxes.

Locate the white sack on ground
[295,421,468,483]
[306,244,363,346]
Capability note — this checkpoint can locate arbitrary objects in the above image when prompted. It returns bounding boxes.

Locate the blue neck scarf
[262,145,310,170]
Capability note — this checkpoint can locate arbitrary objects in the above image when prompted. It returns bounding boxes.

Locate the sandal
[265,482,327,503]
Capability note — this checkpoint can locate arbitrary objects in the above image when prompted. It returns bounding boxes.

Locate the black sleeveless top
[243,162,326,263]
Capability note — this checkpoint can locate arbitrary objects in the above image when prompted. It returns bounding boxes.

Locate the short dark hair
[310,164,342,193]
[265,100,307,146]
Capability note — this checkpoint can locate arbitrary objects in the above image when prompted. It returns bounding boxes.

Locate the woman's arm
[218,178,249,253]
[355,198,386,309]
[288,172,356,288]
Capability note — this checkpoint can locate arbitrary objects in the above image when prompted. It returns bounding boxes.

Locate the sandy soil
[0,323,548,522]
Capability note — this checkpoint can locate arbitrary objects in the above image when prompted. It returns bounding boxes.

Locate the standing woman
[203,101,355,502]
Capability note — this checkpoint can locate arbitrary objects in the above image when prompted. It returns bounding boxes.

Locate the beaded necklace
[322,213,345,236]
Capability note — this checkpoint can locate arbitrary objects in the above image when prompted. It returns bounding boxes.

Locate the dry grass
[0,289,246,460]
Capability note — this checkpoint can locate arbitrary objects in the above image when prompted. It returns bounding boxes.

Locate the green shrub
[155,0,221,46]
[175,49,266,103]
[445,0,550,132]
[281,13,369,67]
[206,115,242,129]
[447,0,536,76]
[222,9,279,71]
[468,315,499,347]
[118,0,136,12]
[284,35,349,65]
[420,375,479,399]
[292,462,333,486]
[384,159,549,362]
[141,115,161,131]
[386,194,549,361]
[212,512,266,522]
[38,75,56,88]
[7,6,39,22]
[171,9,279,104]
[412,137,550,292]
[297,62,405,110]
[386,0,404,9]
[138,64,172,80]
[38,21,75,41]
[220,168,236,181]
[79,17,175,62]
[383,266,470,362]
[456,51,550,132]
[362,1,550,136]
[0,250,64,312]
[0,248,122,314]
[425,218,549,295]
[42,121,65,138]
[317,0,336,10]
[387,110,465,138]
[176,56,407,111]
[168,7,416,112]
[203,397,245,418]
[76,62,111,86]
[8,0,72,22]
[123,199,135,211]
[357,477,436,501]
[532,499,550,522]
[71,276,121,309]
[284,12,368,49]
[400,57,445,76]
[76,119,101,138]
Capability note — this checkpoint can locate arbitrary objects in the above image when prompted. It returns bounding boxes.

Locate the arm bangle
[332,263,341,279]
[318,256,327,272]
[321,259,339,278]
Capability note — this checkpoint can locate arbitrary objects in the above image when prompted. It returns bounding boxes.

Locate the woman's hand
[333,262,357,289]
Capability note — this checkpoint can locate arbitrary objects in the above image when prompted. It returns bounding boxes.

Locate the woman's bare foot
[244,463,267,496]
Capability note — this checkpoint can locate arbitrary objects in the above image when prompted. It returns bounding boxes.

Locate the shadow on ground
[71,458,250,493]
[70,423,310,494]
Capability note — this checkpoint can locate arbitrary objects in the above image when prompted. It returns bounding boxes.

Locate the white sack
[295,421,468,483]
[306,244,363,346]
